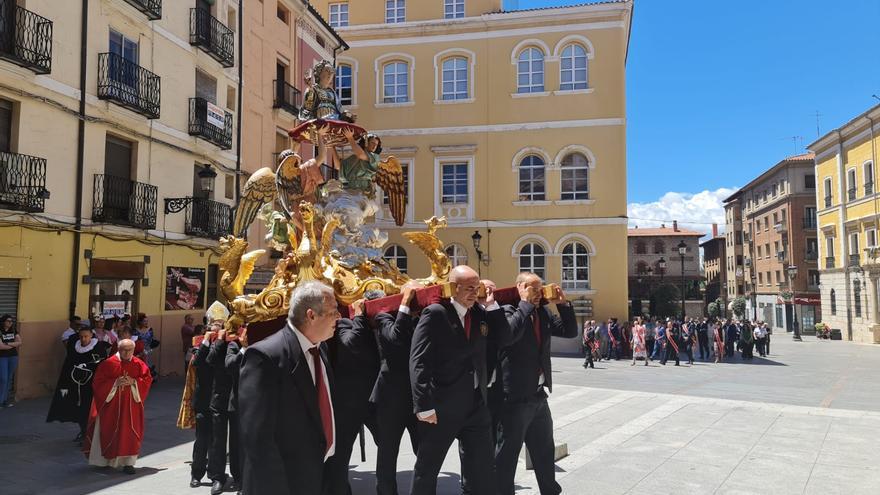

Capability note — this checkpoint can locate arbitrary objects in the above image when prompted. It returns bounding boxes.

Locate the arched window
[653,240,665,254]
[382,62,409,103]
[384,245,408,273]
[441,57,469,100]
[518,243,545,280]
[445,244,468,267]
[336,63,353,106]
[854,281,862,317]
[634,241,647,254]
[518,155,545,201]
[560,153,589,200]
[561,242,590,291]
[560,44,588,91]
[864,161,874,195]
[516,47,544,94]
[830,289,836,315]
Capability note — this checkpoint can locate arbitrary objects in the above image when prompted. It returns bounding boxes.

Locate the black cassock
[46,338,111,430]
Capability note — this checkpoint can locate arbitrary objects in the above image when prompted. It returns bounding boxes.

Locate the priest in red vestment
[82,339,153,474]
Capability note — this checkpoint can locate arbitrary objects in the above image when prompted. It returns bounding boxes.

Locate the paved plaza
[2,336,879,495]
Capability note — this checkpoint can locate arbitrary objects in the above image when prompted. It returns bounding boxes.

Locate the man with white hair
[238,281,340,495]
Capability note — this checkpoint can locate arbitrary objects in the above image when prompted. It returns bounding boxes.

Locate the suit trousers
[191,412,213,480]
[324,404,376,495]
[228,411,241,482]
[660,343,679,365]
[208,409,229,482]
[495,392,562,495]
[411,390,495,495]
[698,335,710,359]
[375,401,420,495]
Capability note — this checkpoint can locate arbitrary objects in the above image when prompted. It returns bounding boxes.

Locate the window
[757,245,762,258]
[775,270,781,285]
[336,64,353,106]
[561,242,590,291]
[634,241,646,255]
[847,168,857,199]
[445,244,468,267]
[867,229,877,248]
[764,243,770,258]
[228,7,237,32]
[109,30,139,89]
[382,62,409,103]
[277,3,289,23]
[758,272,763,285]
[653,240,665,254]
[110,30,138,64]
[516,48,544,93]
[441,163,468,203]
[195,69,217,103]
[771,183,778,197]
[824,178,832,207]
[804,206,816,228]
[560,153,589,200]
[764,216,769,231]
[441,57,469,100]
[0,98,12,152]
[805,174,815,189]
[806,238,818,257]
[774,240,780,255]
[830,289,836,315]
[385,0,405,23]
[519,243,545,279]
[854,281,862,317]
[772,212,778,225]
[444,0,465,19]
[865,161,874,195]
[518,155,545,201]
[826,237,835,258]
[559,44,588,91]
[775,306,783,328]
[224,175,234,200]
[329,3,349,28]
[850,232,860,257]
[226,85,237,111]
[808,270,819,287]
[384,245,408,274]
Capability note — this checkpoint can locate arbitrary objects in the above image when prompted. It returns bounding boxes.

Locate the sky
[517,0,880,237]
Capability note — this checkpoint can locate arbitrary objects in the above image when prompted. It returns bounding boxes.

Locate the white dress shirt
[290,323,336,460]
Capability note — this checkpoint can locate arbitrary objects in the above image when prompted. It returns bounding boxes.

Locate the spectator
[0,314,22,408]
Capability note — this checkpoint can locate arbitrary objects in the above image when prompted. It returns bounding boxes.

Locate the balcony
[97,53,160,119]
[121,0,161,20]
[774,222,787,233]
[0,151,48,212]
[825,256,835,269]
[273,80,301,116]
[803,217,817,229]
[866,181,874,196]
[92,174,157,230]
[805,251,818,261]
[824,195,832,208]
[776,251,787,262]
[0,0,52,74]
[189,8,234,68]
[185,197,231,238]
[847,187,857,201]
[849,254,860,267]
[188,97,233,150]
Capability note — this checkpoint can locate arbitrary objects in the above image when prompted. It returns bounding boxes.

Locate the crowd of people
[582,316,775,367]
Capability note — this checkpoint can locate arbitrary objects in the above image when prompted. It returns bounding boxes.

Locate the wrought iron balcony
[92,174,157,230]
[184,197,231,238]
[805,251,818,261]
[0,151,48,212]
[803,217,817,229]
[825,256,835,269]
[97,52,160,119]
[121,0,161,20]
[189,8,234,68]
[866,182,875,196]
[273,80,301,116]
[0,0,52,74]
[849,253,860,267]
[189,97,233,150]
[847,187,857,201]
[824,195,832,208]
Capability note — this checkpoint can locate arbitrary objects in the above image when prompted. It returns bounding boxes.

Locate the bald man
[409,266,513,494]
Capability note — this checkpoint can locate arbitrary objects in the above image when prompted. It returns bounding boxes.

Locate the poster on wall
[165,267,206,310]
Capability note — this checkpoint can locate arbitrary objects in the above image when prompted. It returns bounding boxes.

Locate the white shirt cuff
[488,369,497,387]
[484,301,500,311]
[399,305,411,315]
[417,409,436,419]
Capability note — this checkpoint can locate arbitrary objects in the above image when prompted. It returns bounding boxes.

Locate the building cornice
[808,103,880,152]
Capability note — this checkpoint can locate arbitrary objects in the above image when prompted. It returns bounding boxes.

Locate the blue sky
[518,0,880,234]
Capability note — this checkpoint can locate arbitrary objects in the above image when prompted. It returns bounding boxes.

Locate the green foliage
[732,296,747,318]
[652,283,681,318]
[707,298,723,318]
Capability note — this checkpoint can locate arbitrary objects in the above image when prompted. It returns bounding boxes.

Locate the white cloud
[627,187,739,238]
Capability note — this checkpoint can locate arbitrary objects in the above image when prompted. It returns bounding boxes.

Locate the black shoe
[211,479,225,495]
[228,480,240,491]
[582,363,588,368]
[190,478,201,488]
[675,363,680,366]
[122,465,136,475]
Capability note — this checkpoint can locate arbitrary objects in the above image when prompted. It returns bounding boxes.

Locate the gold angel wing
[233,167,277,237]
[376,156,406,226]
[229,249,267,297]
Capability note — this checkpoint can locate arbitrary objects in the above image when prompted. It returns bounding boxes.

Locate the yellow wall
[318,0,503,25]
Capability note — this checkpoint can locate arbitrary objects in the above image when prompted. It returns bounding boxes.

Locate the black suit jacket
[371,311,415,407]
[500,301,578,401]
[238,322,334,495]
[206,338,231,413]
[328,316,380,411]
[225,340,242,413]
[191,341,214,413]
[409,302,512,417]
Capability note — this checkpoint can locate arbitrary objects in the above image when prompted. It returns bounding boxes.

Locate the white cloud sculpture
[627,187,739,239]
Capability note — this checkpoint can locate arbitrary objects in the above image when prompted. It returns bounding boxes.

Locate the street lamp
[787,264,801,341]
[471,230,483,277]
[658,257,667,281]
[678,240,687,320]
[164,164,218,213]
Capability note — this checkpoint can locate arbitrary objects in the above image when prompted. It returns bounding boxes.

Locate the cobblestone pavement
[1,336,878,494]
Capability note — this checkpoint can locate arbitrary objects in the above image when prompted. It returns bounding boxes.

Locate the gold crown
[206,301,230,323]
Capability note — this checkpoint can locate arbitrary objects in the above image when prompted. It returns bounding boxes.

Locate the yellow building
[809,103,880,343]
[0,0,243,398]
[310,0,633,344]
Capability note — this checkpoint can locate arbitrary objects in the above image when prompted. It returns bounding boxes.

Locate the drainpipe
[835,131,853,341]
[69,0,88,317]
[234,0,243,208]
[868,115,878,329]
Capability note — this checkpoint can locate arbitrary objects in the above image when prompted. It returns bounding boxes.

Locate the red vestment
[82,354,152,467]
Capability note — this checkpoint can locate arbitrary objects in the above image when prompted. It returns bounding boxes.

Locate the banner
[206,102,225,128]
[166,267,206,310]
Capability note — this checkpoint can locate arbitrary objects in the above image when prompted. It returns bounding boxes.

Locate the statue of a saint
[298,60,356,123]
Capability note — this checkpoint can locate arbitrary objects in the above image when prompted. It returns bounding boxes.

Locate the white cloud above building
[627,187,738,238]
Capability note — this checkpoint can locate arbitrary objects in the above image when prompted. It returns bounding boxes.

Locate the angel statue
[289,60,364,149]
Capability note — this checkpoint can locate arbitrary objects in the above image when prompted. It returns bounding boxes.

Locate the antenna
[781,136,804,154]
[813,110,822,138]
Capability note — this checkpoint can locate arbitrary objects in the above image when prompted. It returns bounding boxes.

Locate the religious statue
[290,60,364,147]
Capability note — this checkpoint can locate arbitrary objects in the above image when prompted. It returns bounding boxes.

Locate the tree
[732,296,747,319]
[707,298,723,318]
[651,283,681,319]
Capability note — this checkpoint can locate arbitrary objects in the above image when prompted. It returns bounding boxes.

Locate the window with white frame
[382,62,409,103]
[519,243,546,280]
[441,57,469,100]
[517,48,544,93]
[385,0,405,23]
[444,0,464,19]
[823,177,832,206]
[560,152,589,200]
[336,63,353,105]
[518,155,545,201]
[850,232,860,261]
[329,3,348,28]
[441,163,468,203]
[867,229,878,248]
[384,245,408,273]
[445,244,468,267]
[559,44,588,91]
[847,168,857,198]
[864,161,874,194]
[561,242,590,290]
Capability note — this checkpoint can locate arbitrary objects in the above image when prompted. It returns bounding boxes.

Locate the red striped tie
[308,347,333,456]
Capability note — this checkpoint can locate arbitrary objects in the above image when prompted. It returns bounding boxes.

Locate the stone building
[700,223,726,315]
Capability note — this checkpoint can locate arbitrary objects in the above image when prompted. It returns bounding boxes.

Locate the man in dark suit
[371,283,421,495]
[206,324,233,495]
[495,273,578,495]
[238,281,340,495]
[697,318,710,360]
[660,321,681,366]
[225,332,245,494]
[189,325,213,489]
[409,265,513,495]
[609,318,623,360]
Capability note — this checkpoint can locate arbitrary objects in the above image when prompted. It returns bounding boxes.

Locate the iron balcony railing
[97,52,160,119]
[92,174,157,230]
[0,151,47,212]
[121,0,161,20]
[0,0,52,74]
[189,8,234,68]
[866,181,874,196]
[805,251,818,261]
[824,195,832,208]
[803,217,817,229]
[189,97,233,150]
[825,256,835,269]
[849,254,860,267]
[847,187,857,201]
[185,197,231,238]
[273,80,301,115]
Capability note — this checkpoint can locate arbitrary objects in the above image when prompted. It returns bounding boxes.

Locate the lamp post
[678,240,687,320]
[164,164,217,213]
[787,264,801,341]
[471,230,483,278]
[658,257,666,282]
